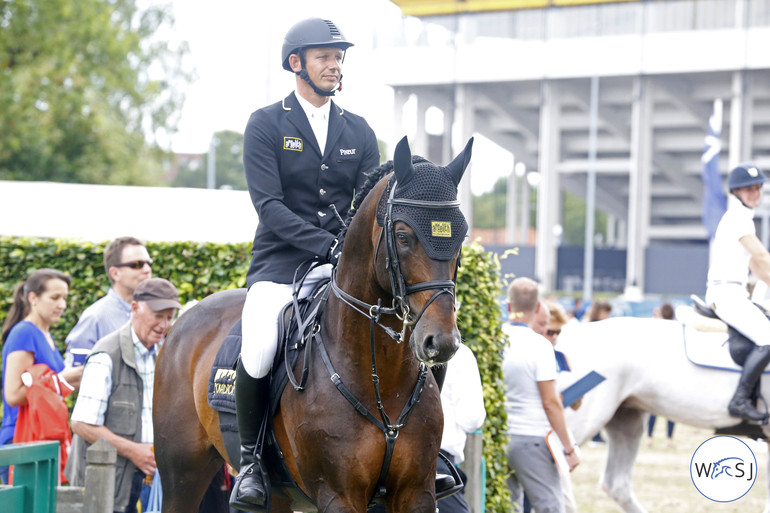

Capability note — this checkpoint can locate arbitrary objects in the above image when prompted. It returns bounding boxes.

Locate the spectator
[536,301,580,513]
[436,343,486,513]
[1,268,83,483]
[570,298,585,322]
[533,300,550,337]
[587,299,612,322]
[68,278,181,513]
[503,277,579,513]
[64,236,152,365]
[653,302,675,320]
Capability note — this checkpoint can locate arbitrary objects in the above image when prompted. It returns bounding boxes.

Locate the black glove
[326,232,345,266]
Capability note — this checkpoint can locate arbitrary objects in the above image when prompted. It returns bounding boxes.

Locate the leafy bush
[457,242,511,513]
[0,236,509,510]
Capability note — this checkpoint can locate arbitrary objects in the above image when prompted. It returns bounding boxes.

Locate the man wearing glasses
[64,236,152,365]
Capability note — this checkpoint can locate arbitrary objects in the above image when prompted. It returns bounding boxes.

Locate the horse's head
[367,136,472,365]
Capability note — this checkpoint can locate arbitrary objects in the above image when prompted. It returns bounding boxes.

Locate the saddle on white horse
[681,296,770,375]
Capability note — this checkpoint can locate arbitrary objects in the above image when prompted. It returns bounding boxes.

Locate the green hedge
[0,236,510,510]
[456,243,511,513]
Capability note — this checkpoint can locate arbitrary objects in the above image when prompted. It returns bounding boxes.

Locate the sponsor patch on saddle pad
[682,325,770,373]
[207,319,242,414]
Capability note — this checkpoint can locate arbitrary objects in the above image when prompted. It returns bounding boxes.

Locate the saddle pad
[207,319,242,414]
[683,325,741,373]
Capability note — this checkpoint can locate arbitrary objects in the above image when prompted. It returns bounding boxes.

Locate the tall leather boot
[728,345,770,422]
[230,360,270,512]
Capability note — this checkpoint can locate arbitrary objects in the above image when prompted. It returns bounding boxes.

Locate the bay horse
[153,136,473,513]
[556,315,770,513]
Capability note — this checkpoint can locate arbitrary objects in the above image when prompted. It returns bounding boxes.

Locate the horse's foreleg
[600,407,647,513]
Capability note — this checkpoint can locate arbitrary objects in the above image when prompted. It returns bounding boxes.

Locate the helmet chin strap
[297,51,342,97]
[297,69,341,97]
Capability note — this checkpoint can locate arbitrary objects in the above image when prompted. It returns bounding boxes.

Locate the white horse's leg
[600,406,647,513]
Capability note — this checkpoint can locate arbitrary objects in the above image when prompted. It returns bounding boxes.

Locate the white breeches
[706,283,770,347]
[241,264,332,379]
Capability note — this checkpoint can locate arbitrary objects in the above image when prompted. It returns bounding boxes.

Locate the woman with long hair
[1,268,83,483]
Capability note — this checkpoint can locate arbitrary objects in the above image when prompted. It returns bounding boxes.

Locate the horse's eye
[396,232,410,246]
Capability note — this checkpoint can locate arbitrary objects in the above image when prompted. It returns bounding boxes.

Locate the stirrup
[435,451,464,500]
[229,460,271,512]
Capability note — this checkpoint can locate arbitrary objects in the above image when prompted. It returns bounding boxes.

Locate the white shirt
[295,90,331,152]
[707,200,755,288]
[502,323,558,437]
[440,344,486,463]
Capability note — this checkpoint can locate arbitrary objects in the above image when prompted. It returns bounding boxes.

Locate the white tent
[0,181,257,244]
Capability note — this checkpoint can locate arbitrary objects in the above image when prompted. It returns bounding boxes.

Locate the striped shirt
[70,327,157,444]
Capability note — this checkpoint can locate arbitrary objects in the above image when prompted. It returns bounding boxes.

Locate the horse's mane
[344,160,393,227]
[344,155,432,227]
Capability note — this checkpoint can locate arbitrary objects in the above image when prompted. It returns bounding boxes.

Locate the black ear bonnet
[376,155,468,261]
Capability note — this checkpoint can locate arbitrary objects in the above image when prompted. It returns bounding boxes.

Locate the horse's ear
[445,137,474,187]
[393,136,415,184]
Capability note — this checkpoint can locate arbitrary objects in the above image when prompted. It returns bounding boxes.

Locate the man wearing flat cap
[68,278,182,513]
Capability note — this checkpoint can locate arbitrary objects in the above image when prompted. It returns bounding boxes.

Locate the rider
[230,17,381,511]
[706,164,770,422]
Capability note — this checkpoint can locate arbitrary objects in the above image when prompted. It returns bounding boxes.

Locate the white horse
[556,315,770,513]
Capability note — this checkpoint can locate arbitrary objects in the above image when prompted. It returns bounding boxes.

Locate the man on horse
[229,17,381,511]
[706,164,770,423]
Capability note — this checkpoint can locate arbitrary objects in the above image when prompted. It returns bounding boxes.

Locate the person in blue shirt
[64,236,152,365]
[1,268,83,483]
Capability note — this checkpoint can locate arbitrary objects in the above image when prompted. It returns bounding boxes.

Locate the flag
[701,99,726,240]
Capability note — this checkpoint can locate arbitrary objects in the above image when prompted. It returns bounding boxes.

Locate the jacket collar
[284,92,346,159]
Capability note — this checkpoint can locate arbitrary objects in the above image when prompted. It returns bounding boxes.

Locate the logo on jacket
[284,137,303,152]
[339,148,356,156]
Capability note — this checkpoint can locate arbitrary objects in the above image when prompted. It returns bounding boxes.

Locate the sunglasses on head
[115,259,153,270]
[546,329,561,337]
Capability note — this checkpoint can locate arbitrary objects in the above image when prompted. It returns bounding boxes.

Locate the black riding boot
[728,345,770,422]
[230,360,270,512]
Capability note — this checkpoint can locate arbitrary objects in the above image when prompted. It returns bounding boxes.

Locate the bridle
[319,176,465,503]
[330,177,461,344]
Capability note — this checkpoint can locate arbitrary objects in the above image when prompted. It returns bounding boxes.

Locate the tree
[472,176,608,245]
[0,0,191,185]
[172,131,246,190]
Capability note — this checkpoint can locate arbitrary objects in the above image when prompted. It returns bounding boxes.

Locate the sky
[163,0,513,195]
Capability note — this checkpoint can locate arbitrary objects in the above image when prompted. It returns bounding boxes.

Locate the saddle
[690,295,767,367]
[207,276,331,507]
[689,295,769,420]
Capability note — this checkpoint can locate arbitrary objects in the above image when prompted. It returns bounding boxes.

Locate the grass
[570,423,767,512]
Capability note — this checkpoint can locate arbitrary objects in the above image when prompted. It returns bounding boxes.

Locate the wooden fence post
[460,431,484,513]
[83,439,115,513]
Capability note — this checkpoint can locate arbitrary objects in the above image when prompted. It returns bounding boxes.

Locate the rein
[318,178,461,501]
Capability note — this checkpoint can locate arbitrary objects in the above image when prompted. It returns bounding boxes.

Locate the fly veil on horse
[153,136,473,513]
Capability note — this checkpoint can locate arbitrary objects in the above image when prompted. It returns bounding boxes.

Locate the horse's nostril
[424,335,439,358]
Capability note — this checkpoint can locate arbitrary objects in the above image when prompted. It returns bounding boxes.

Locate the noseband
[331,178,461,343]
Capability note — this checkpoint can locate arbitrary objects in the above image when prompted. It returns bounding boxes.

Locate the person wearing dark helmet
[706,164,770,422]
[230,17,380,511]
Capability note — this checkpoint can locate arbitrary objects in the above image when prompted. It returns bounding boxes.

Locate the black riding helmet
[281,18,353,97]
